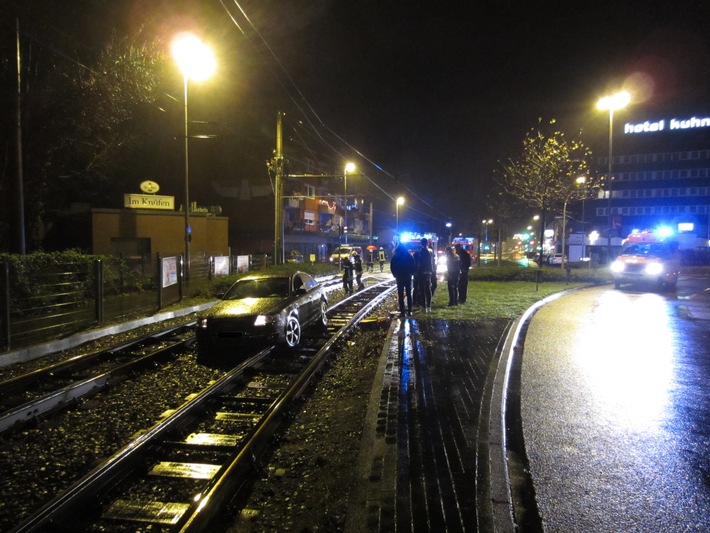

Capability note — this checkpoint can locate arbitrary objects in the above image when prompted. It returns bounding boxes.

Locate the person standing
[342,254,354,295]
[455,243,472,303]
[353,252,364,290]
[378,247,386,272]
[445,246,460,306]
[366,250,374,272]
[390,244,416,316]
[415,237,435,313]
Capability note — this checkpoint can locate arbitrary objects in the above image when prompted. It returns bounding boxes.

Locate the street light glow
[596,90,631,112]
[172,33,216,81]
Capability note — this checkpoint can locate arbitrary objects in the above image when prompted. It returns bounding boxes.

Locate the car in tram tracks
[195,271,328,362]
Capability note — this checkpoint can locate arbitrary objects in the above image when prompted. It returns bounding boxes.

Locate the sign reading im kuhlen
[124,181,175,210]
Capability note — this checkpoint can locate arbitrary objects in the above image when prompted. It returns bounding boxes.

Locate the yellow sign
[124,194,175,210]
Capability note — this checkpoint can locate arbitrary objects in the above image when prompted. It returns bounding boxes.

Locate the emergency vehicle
[610,230,680,291]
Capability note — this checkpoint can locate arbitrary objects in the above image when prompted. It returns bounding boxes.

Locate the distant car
[286,250,304,263]
[611,240,680,291]
[547,253,566,266]
[329,245,362,264]
[195,271,328,362]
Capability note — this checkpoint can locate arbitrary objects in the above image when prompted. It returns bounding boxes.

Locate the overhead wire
[221,0,451,223]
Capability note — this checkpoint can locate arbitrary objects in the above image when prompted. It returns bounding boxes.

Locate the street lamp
[172,33,215,280]
[343,162,356,244]
[597,90,630,262]
[396,196,405,231]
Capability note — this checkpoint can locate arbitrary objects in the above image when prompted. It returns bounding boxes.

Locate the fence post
[94,260,104,324]
[157,253,163,310]
[0,263,9,351]
[178,254,184,301]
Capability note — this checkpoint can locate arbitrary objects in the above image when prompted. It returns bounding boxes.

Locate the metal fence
[0,252,274,353]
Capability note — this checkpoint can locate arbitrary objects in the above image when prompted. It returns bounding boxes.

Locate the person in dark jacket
[342,255,354,295]
[414,237,435,312]
[455,243,472,303]
[352,252,364,290]
[445,246,460,306]
[390,244,416,316]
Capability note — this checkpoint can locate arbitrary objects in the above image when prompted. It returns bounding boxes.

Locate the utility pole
[271,112,285,265]
[13,17,26,254]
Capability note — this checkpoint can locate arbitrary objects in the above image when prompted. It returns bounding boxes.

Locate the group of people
[341,251,365,295]
[444,243,471,306]
[390,237,433,315]
[341,239,471,315]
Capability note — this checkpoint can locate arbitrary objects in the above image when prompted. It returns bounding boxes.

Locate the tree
[0,0,169,251]
[495,119,594,266]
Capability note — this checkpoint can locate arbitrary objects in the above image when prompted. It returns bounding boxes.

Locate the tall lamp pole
[396,196,405,231]
[597,90,630,263]
[343,162,355,244]
[171,33,215,280]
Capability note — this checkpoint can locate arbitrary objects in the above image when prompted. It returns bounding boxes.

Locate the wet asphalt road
[521,275,710,532]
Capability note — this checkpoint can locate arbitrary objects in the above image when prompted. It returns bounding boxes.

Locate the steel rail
[11,279,396,533]
[0,325,194,434]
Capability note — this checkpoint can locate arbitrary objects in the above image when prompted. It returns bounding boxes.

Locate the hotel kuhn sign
[124,180,174,210]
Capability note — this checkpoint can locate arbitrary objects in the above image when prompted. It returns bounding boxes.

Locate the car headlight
[254,314,276,327]
[645,262,663,275]
[198,318,208,328]
[610,261,624,273]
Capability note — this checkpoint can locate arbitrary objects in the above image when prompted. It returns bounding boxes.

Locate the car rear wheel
[284,314,301,348]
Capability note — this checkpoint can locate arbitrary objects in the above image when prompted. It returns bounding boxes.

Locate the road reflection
[571,290,674,431]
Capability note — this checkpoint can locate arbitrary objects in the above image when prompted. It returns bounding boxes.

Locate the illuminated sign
[124,194,175,210]
[624,116,710,134]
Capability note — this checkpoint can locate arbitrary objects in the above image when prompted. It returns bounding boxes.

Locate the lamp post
[597,90,630,263]
[396,196,405,232]
[172,33,215,280]
[343,162,356,244]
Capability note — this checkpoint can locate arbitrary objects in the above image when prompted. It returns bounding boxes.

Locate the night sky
[205,0,710,232]
[7,0,710,235]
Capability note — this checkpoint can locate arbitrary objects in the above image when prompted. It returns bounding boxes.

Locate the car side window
[303,273,317,290]
[293,275,304,292]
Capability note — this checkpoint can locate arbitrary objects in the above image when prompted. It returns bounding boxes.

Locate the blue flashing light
[656,226,674,239]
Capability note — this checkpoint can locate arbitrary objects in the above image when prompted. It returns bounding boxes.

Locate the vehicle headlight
[254,314,276,327]
[198,318,208,328]
[645,262,663,275]
[610,261,624,273]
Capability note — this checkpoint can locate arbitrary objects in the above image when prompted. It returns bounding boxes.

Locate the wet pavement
[521,280,710,532]
[347,316,511,532]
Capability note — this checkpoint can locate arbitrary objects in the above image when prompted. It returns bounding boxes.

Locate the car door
[292,273,313,322]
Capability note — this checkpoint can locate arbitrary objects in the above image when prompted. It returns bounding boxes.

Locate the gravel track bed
[227,297,398,533]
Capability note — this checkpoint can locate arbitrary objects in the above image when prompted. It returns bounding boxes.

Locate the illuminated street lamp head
[596,90,631,112]
[576,176,587,185]
[172,33,215,81]
[397,196,405,206]
[344,162,356,174]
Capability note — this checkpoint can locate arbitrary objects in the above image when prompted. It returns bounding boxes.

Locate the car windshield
[223,278,290,300]
[622,243,671,258]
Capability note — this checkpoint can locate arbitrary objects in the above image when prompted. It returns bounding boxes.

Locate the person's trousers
[417,272,432,308]
[448,279,458,305]
[458,273,468,303]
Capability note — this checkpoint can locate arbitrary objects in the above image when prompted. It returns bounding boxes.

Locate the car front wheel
[319,300,329,327]
[284,314,301,348]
